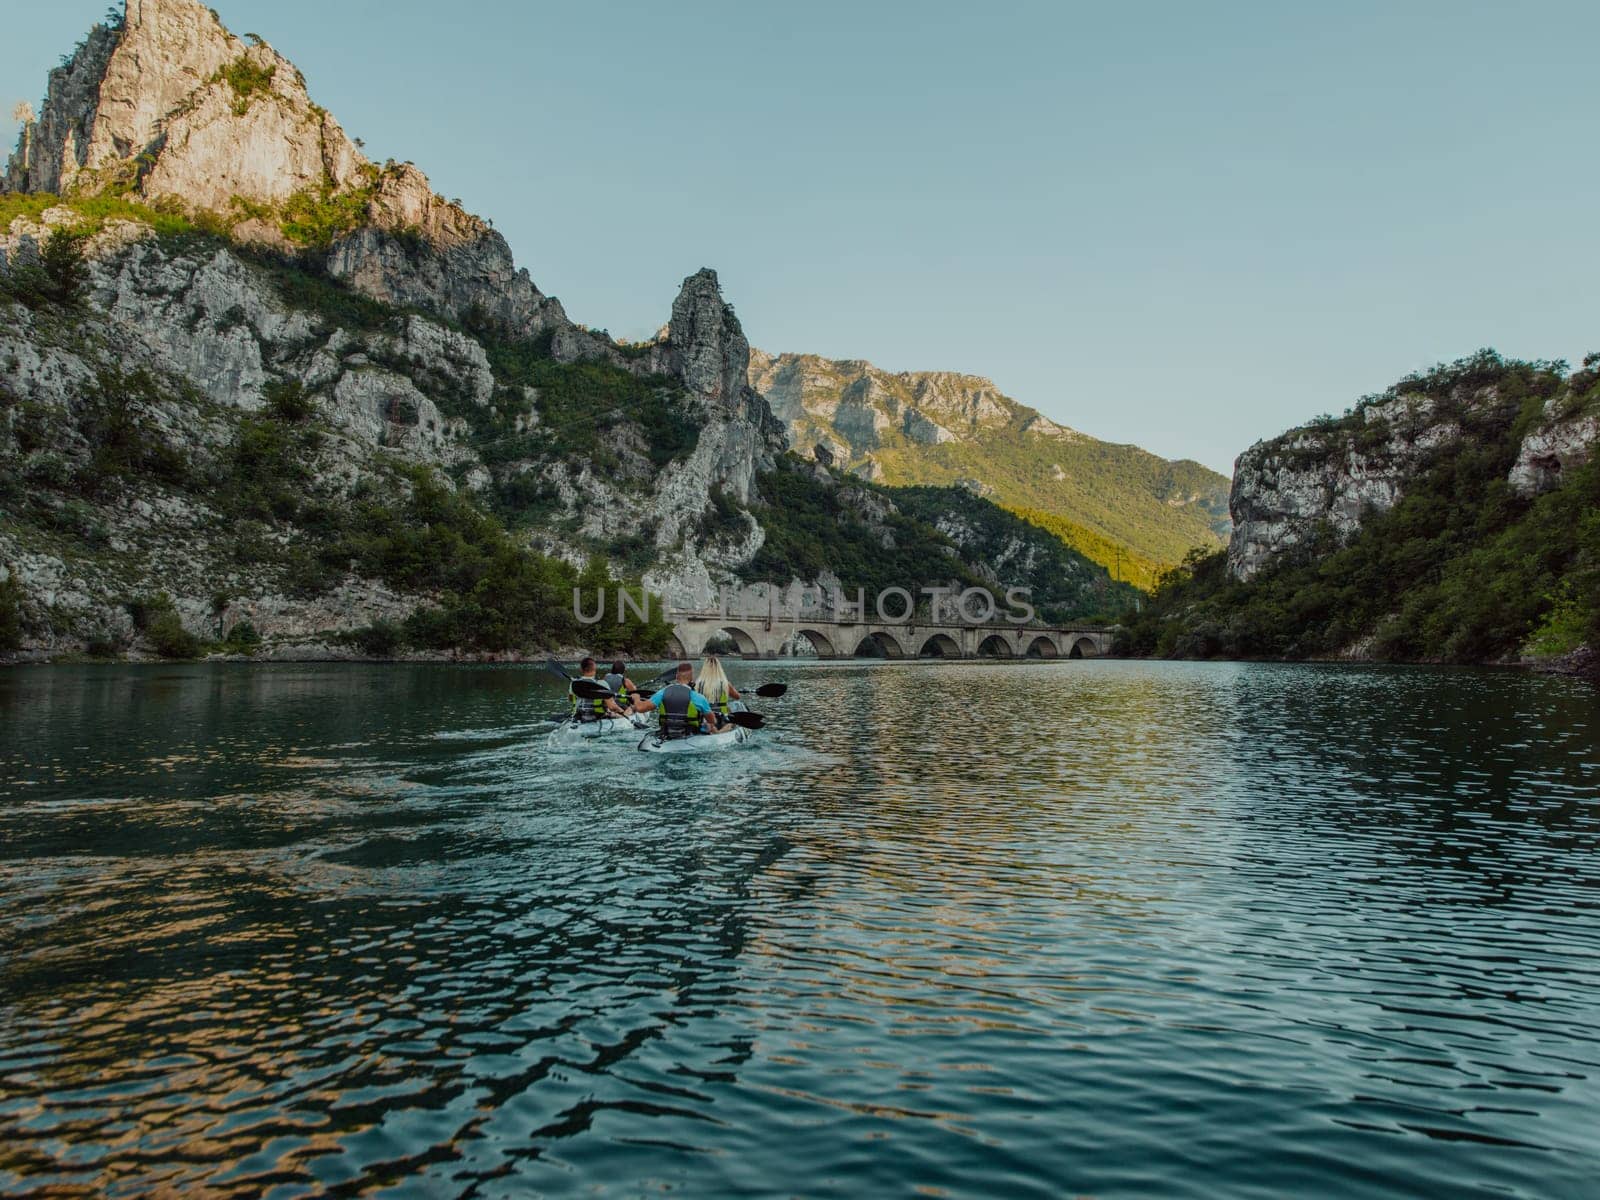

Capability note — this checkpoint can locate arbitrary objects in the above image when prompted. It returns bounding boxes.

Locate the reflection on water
[1,661,1597,1197]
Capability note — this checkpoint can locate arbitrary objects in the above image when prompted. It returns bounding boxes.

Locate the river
[1,660,1596,1197]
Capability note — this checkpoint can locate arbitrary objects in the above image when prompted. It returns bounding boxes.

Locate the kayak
[549,714,649,742]
[637,726,750,754]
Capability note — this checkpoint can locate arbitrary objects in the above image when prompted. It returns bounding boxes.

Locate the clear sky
[6,1,1598,475]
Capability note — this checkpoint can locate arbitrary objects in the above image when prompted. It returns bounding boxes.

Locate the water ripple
[0,660,1596,1197]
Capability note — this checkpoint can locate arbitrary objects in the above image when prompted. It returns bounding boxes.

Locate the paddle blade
[753,683,788,698]
[726,710,765,730]
[571,678,616,700]
[544,658,573,680]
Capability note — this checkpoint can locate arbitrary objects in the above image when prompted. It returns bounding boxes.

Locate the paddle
[571,678,619,700]
[752,683,787,699]
[544,658,573,681]
[726,711,765,730]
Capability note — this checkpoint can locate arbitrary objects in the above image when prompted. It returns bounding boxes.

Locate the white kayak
[549,714,650,743]
[637,726,750,754]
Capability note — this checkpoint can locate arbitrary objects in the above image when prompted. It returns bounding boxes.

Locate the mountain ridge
[0,0,1134,660]
[749,348,1229,587]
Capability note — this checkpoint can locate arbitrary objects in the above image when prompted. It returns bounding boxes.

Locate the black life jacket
[569,678,610,722]
[603,672,628,702]
[657,682,703,740]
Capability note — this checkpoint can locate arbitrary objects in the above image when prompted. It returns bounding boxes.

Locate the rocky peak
[665,268,751,410]
[5,0,369,211]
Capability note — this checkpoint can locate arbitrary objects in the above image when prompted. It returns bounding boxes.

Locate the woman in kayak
[695,654,741,721]
[603,659,639,707]
[633,661,729,737]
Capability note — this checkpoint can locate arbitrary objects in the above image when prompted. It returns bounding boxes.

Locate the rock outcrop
[6,0,564,342]
[1508,389,1600,498]
[1227,355,1599,580]
[1228,392,1466,579]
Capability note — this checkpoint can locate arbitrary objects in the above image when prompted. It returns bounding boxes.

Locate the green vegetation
[79,368,194,493]
[0,192,214,245]
[279,184,372,249]
[1003,503,1165,591]
[747,455,979,602]
[869,431,1228,578]
[0,571,23,652]
[477,337,703,474]
[263,377,314,422]
[774,358,1229,578]
[745,456,1128,620]
[127,593,204,659]
[891,485,1141,620]
[1526,589,1589,658]
[344,618,403,657]
[241,246,400,331]
[1119,352,1600,663]
[0,229,86,308]
[213,56,277,115]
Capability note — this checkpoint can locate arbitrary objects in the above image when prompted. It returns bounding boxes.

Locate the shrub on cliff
[127,593,203,659]
[0,571,24,651]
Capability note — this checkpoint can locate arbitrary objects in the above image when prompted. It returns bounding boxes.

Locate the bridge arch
[795,628,837,657]
[664,633,687,659]
[1069,636,1099,659]
[854,629,907,658]
[976,633,1014,658]
[701,626,760,656]
[1025,634,1060,659]
[918,632,962,658]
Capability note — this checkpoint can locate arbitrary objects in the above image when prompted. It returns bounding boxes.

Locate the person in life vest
[570,656,628,722]
[695,654,741,719]
[602,659,639,709]
[633,661,728,738]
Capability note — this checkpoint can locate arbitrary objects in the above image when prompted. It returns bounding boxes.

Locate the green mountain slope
[749,350,1228,583]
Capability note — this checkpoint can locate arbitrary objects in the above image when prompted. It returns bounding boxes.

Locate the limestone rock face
[5,2,361,211]
[140,44,366,210]
[748,350,1058,460]
[5,0,238,193]
[324,164,571,337]
[1509,394,1600,498]
[1228,383,1503,580]
[3,24,122,193]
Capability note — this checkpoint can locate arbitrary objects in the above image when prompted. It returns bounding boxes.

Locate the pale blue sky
[6,1,1598,474]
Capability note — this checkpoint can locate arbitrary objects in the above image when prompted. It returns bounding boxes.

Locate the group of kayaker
[569,654,743,738]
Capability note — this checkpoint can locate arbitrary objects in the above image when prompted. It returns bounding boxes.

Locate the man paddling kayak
[632,661,729,738]
[570,656,629,723]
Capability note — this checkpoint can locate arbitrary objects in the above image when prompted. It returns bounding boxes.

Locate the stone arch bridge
[666,611,1114,661]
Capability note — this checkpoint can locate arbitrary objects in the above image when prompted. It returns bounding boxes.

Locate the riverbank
[1534,644,1600,683]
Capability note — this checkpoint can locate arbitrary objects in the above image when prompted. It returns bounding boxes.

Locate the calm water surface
[1,661,1597,1197]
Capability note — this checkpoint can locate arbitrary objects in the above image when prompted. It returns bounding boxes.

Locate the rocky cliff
[1,0,1129,660]
[1228,350,1600,579]
[750,349,1229,587]
[1117,349,1599,667]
